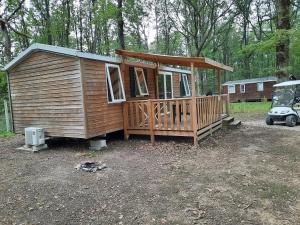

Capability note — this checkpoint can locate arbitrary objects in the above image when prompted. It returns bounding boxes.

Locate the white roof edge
[76,52,120,64]
[273,80,300,87]
[222,79,277,86]
[159,66,191,74]
[4,43,120,71]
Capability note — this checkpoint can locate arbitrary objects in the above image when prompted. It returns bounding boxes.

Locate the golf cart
[266,80,300,127]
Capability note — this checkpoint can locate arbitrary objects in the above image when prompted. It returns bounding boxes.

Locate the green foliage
[0,131,14,138]
[230,101,272,113]
[0,71,8,100]
[290,25,300,75]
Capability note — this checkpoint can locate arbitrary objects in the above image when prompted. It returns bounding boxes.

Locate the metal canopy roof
[4,43,121,71]
[115,49,233,72]
[274,80,300,87]
[223,76,278,85]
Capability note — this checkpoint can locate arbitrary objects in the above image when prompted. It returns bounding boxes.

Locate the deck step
[228,120,241,128]
[222,116,234,126]
[222,114,228,119]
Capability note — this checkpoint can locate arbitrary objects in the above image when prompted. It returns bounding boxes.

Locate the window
[134,67,149,96]
[181,74,191,96]
[257,82,264,92]
[106,64,126,103]
[228,84,236,94]
[240,84,245,93]
[158,71,173,99]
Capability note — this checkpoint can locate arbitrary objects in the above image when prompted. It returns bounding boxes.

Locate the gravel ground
[234,112,300,131]
[0,115,300,225]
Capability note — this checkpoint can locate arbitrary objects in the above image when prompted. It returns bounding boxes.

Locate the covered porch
[116,50,233,145]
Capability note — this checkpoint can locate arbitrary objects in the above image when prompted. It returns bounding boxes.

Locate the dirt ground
[1,113,300,225]
[235,112,300,132]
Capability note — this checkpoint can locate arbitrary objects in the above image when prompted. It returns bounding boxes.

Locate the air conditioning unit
[25,127,45,146]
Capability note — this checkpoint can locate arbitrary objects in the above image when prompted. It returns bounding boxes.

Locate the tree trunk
[65,0,71,47]
[0,19,12,62]
[45,0,52,45]
[154,1,159,52]
[276,0,291,81]
[103,20,110,55]
[79,0,83,51]
[117,0,125,49]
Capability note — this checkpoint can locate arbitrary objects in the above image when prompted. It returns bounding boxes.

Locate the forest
[0,0,300,97]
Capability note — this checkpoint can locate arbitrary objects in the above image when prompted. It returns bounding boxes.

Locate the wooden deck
[123,94,230,144]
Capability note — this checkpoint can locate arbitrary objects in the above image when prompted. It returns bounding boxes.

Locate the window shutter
[130,67,149,97]
[143,68,148,82]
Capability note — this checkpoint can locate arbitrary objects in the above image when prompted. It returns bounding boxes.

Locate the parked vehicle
[266,80,300,127]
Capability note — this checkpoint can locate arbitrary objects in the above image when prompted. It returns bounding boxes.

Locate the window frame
[257,82,264,92]
[240,84,245,93]
[134,67,149,96]
[106,63,126,103]
[228,84,236,94]
[158,71,174,99]
[181,73,191,96]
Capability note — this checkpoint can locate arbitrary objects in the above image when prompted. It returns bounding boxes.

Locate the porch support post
[155,62,159,99]
[191,62,198,146]
[120,56,129,140]
[217,69,221,95]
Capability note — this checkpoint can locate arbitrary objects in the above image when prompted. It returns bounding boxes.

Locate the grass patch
[240,180,298,209]
[260,182,296,200]
[0,131,14,138]
[0,117,7,132]
[230,101,272,113]
[82,150,98,158]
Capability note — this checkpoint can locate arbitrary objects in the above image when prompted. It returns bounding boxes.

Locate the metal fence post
[4,100,10,132]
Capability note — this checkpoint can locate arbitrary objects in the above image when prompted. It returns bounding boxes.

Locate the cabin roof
[274,80,300,87]
[4,43,121,71]
[159,66,191,74]
[223,76,278,86]
[115,49,233,72]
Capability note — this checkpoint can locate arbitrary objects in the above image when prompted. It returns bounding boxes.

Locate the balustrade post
[123,102,129,140]
[147,100,155,144]
[226,94,230,115]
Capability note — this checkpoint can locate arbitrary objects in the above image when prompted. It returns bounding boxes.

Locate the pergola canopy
[116,49,233,72]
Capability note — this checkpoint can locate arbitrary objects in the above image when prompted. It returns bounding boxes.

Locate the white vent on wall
[25,127,45,146]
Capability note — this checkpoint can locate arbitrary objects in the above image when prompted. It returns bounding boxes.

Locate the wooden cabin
[222,77,277,102]
[4,44,233,145]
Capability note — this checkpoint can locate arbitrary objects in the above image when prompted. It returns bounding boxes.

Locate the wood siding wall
[173,73,181,98]
[222,81,276,102]
[9,52,86,138]
[80,59,123,138]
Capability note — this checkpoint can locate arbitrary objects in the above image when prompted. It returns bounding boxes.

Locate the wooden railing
[196,96,222,130]
[123,98,193,132]
[152,98,193,131]
[221,94,230,115]
[123,94,230,140]
[124,100,150,130]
